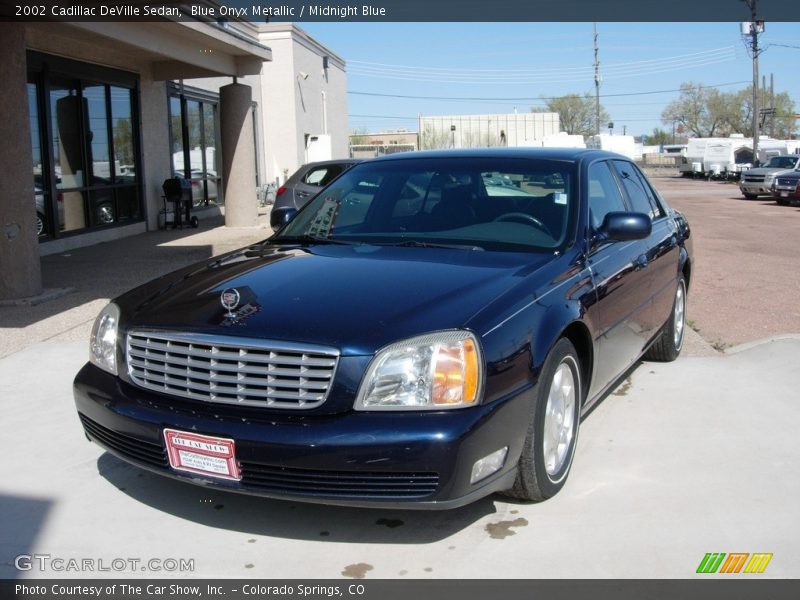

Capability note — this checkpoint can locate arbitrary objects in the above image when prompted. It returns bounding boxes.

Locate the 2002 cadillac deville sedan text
[74,149,692,509]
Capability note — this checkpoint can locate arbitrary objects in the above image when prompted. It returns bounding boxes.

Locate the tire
[36,212,45,236]
[743,193,758,200]
[776,198,789,206]
[644,276,687,362]
[503,337,582,502]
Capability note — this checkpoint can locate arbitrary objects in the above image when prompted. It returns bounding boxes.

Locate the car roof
[363,147,628,165]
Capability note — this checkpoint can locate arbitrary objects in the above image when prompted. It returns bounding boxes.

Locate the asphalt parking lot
[1,178,799,579]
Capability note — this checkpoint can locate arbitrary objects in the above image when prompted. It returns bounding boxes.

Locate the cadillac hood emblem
[220,288,241,317]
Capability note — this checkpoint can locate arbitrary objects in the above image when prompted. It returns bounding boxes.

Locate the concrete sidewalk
[1,337,798,579]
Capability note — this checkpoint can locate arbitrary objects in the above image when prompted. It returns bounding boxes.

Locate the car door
[585,160,652,397]
[611,160,680,340]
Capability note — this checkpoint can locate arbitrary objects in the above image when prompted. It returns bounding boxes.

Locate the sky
[298,22,800,139]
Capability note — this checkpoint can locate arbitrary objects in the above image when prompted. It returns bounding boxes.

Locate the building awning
[63,20,271,79]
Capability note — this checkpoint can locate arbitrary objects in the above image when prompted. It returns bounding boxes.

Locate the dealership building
[0,18,347,302]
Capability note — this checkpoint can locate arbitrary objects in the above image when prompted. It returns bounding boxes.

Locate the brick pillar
[0,23,42,300]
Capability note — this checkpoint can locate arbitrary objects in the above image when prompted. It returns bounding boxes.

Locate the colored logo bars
[696,552,773,574]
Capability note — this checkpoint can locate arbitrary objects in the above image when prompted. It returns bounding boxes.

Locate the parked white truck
[739,154,800,199]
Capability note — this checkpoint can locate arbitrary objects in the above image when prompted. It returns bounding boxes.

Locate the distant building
[419,113,560,150]
[349,130,418,158]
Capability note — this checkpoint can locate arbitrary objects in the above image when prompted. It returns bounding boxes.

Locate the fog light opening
[470,446,508,485]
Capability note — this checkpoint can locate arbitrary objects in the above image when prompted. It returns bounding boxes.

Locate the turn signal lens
[432,338,479,406]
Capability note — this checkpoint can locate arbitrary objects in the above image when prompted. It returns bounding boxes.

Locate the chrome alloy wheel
[543,357,578,477]
[673,281,686,350]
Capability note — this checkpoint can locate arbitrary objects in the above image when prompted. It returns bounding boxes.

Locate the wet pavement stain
[612,377,632,396]
[375,518,404,528]
[342,563,374,579]
[485,518,529,539]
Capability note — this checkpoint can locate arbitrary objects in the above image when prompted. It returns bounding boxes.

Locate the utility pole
[743,0,763,166]
[593,22,601,135]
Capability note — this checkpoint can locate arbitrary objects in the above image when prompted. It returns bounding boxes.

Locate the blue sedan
[74,148,692,509]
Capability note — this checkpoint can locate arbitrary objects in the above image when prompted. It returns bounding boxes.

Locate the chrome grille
[775,177,797,187]
[126,331,339,409]
[743,175,765,183]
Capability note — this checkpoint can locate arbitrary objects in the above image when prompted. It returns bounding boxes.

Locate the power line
[347,81,751,102]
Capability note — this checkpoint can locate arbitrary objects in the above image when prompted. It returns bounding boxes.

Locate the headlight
[89,302,120,375]
[355,331,482,411]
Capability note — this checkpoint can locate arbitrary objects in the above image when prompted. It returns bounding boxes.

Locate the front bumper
[73,363,531,509]
[739,182,773,195]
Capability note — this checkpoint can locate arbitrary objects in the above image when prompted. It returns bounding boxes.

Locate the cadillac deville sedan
[74,149,692,509]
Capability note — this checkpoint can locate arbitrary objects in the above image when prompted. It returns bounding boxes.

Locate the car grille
[79,414,168,469]
[239,462,440,499]
[126,331,339,409]
[775,177,798,187]
[743,175,765,183]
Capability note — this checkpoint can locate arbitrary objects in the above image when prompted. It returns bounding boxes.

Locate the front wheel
[644,276,686,362]
[742,192,758,200]
[504,337,582,502]
[776,197,790,206]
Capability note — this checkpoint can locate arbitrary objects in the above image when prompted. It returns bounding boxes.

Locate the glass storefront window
[29,52,142,240]
[84,84,111,185]
[111,86,136,184]
[169,92,222,207]
[29,81,48,238]
[50,79,85,191]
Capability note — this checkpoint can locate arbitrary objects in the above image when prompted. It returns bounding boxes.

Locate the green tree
[349,127,371,146]
[662,81,797,139]
[533,93,609,136]
[725,86,797,139]
[647,127,673,146]
[661,82,729,137]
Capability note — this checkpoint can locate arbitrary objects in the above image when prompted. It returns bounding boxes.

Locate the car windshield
[274,157,576,252]
[766,156,798,169]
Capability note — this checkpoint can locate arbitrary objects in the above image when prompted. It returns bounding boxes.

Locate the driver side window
[587,161,627,230]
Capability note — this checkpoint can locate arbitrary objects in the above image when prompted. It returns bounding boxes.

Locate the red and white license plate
[163,429,241,481]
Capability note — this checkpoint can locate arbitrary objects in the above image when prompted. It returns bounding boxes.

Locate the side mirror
[599,212,651,242]
[270,206,298,232]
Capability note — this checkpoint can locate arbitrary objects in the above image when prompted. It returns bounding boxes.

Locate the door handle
[634,254,649,270]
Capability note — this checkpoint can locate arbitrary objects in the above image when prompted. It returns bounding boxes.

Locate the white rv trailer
[702,138,753,179]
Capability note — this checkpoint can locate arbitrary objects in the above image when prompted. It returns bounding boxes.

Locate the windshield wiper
[389,240,485,251]
[263,234,356,246]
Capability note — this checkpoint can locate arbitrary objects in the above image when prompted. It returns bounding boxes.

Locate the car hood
[120,243,553,356]
[746,167,794,176]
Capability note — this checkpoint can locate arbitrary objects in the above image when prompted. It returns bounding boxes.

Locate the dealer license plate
[163,429,241,480]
